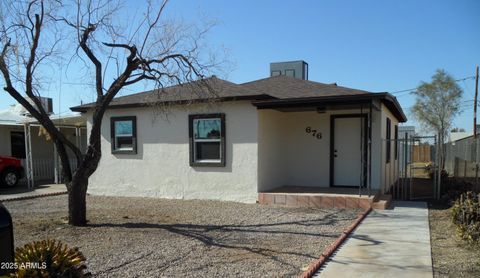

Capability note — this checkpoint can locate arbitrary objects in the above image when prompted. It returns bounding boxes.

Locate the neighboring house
[0,103,87,186]
[449,131,473,142]
[444,133,478,179]
[71,61,407,203]
[398,125,415,140]
[397,125,416,169]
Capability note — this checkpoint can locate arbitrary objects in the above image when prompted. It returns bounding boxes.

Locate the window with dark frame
[110,116,137,154]
[189,114,225,167]
[386,118,391,163]
[394,125,398,160]
[271,70,281,76]
[285,69,295,78]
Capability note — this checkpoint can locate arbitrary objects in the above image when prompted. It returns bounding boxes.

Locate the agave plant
[10,239,90,278]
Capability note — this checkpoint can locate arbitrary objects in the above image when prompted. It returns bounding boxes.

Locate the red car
[0,156,24,187]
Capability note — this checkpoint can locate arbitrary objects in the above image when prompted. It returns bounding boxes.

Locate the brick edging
[298,207,373,278]
[0,191,68,202]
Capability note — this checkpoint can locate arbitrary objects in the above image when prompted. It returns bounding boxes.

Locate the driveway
[0,182,67,201]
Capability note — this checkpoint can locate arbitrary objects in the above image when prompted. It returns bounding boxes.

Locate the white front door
[332,116,364,187]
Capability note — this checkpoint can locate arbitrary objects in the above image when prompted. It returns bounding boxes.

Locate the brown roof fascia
[70,94,271,113]
[252,93,407,122]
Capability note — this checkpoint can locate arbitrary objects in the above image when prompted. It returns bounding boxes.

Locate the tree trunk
[67,176,88,226]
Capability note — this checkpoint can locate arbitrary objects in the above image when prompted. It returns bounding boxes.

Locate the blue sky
[1,0,479,132]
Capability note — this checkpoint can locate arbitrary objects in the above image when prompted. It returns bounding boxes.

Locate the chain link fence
[445,137,480,189]
[384,135,441,200]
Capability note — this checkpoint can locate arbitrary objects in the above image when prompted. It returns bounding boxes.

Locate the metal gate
[384,135,441,200]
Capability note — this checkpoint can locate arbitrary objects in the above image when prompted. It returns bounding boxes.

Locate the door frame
[329,114,368,187]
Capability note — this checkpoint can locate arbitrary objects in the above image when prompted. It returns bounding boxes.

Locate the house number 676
[306,127,322,139]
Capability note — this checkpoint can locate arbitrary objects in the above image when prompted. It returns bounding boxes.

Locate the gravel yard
[4,195,360,277]
[429,202,480,277]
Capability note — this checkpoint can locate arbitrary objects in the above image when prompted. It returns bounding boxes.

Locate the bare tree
[0,0,221,226]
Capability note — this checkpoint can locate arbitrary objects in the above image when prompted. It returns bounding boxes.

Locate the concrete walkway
[0,183,67,201]
[317,201,433,278]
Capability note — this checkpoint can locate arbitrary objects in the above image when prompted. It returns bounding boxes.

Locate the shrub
[426,164,448,181]
[441,178,475,204]
[10,239,90,278]
[451,191,480,243]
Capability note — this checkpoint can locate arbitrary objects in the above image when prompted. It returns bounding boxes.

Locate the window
[10,132,26,159]
[285,69,295,78]
[271,70,281,77]
[189,114,225,167]
[110,116,137,154]
[394,125,398,160]
[386,118,391,163]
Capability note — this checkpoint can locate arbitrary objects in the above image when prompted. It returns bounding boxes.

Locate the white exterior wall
[258,108,384,191]
[257,110,288,191]
[31,126,54,159]
[84,99,402,201]
[0,125,15,155]
[378,103,400,193]
[86,101,259,203]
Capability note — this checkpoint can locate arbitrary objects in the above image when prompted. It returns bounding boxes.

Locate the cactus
[10,239,90,278]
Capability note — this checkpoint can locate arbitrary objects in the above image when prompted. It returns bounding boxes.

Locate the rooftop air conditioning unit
[25,96,53,116]
[270,60,309,80]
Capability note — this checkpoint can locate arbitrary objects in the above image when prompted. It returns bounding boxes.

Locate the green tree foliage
[411,69,463,169]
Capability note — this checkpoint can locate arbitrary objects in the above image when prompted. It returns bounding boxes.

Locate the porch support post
[75,126,81,150]
[409,136,414,199]
[53,143,59,184]
[23,123,34,189]
[435,134,441,200]
[368,101,373,197]
[403,133,408,200]
[359,105,364,197]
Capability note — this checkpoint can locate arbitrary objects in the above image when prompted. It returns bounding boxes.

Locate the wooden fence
[412,144,432,163]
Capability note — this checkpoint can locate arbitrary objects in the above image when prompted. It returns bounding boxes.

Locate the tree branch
[79,24,103,98]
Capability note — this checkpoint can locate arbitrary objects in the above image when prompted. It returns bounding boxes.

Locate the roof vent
[270,60,308,80]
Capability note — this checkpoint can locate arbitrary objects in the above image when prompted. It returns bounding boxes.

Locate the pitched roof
[70,75,406,122]
[71,77,264,111]
[240,75,373,99]
[0,104,30,125]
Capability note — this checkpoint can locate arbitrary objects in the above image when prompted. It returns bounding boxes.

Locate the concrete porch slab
[258,186,379,209]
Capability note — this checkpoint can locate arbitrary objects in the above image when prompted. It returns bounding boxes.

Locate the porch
[0,111,87,190]
[258,186,390,209]
[254,97,391,209]
[20,114,87,188]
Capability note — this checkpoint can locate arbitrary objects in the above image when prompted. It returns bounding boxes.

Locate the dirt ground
[4,195,360,277]
[429,202,480,277]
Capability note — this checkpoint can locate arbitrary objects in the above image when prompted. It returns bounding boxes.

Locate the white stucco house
[71,62,406,204]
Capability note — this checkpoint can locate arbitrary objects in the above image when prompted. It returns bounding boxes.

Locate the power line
[391,75,476,96]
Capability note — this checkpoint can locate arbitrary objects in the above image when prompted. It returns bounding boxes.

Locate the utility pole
[475,65,479,138]
[474,65,480,192]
